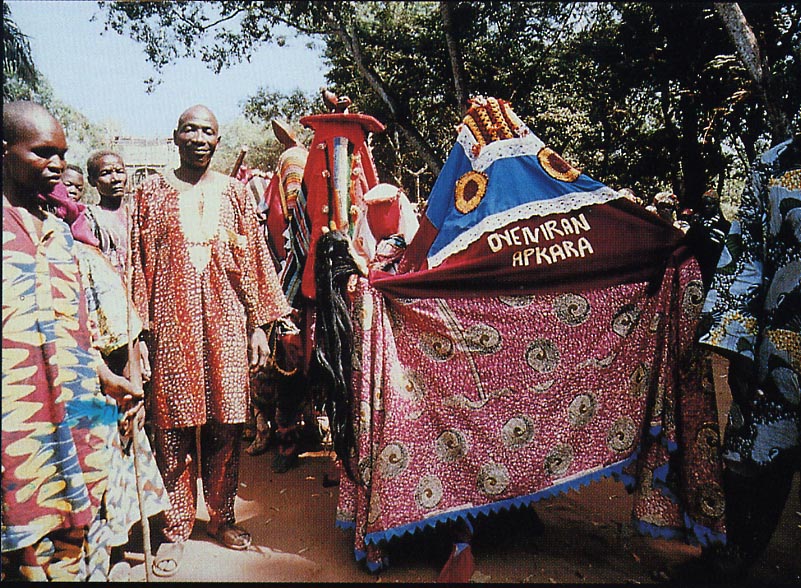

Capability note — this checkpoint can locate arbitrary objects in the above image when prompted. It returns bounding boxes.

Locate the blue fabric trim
[335,519,355,531]
[454,542,470,556]
[362,456,637,547]
[634,516,725,548]
[649,424,679,453]
[682,512,727,548]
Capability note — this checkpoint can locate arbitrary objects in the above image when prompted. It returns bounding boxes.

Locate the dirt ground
[121,361,801,584]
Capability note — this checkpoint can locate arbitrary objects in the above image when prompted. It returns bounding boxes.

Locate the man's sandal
[207,522,252,551]
[152,542,185,578]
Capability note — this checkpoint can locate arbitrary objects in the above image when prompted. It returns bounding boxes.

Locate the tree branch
[439,1,469,114]
[714,2,789,141]
[329,14,442,175]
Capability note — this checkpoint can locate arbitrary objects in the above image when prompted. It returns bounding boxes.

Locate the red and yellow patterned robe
[130,170,291,429]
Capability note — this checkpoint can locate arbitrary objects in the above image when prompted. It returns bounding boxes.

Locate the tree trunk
[329,18,443,176]
[714,2,789,142]
[439,1,469,114]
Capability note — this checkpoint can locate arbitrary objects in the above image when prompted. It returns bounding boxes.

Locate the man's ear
[87,176,97,188]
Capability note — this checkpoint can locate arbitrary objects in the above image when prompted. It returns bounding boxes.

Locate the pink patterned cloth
[39,182,99,247]
[336,252,725,569]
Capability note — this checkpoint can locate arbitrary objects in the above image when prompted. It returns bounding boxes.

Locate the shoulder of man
[136,172,169,195]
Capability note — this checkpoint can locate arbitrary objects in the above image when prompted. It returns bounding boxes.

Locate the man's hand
[249,326,271,372]
[138,339,151,382]
[98,361,143,411]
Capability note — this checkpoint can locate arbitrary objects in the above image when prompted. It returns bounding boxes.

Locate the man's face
[91,154,127,199]
[62,168,85,201]
[3,117,67,196]
[173,109,220,170]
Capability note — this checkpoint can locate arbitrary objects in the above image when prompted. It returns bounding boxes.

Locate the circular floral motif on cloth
[553,293,591,326]
[537,147,581,182]
[498,294,535,307]
[611,304,641,338]
[695,422,721,463]
[358,456,373,485]
[682,279,705,316]
[606,416,637,452]
[463,323,502,354]
[629,362,650,397]
[526,338,560,373]
[435,429,469,462]
[501,415,535,449]
[454,170,489,214]
[544,444,574,477]
[696,482,726,519]
[420,330,456,361]
[395,367,425,403]
[415,474,444,510]
[567,394,597,428]
[476,461,510,496]
[378,442,409,479]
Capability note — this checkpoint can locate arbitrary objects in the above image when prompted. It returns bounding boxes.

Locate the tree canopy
[57,2,801,210]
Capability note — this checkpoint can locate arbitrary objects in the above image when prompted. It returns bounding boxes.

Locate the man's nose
[48,155,65,170]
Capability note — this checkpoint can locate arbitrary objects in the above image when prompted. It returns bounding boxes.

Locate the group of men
[2,97,799,584]
[2,101,291,580]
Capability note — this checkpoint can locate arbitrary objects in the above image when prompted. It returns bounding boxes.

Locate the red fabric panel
[299,113,384,300]
[373,199,687,298]
[264,172,287,259]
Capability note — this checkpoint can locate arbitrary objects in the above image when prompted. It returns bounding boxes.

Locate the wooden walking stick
[126,195,154,582]
[230,146,249,178]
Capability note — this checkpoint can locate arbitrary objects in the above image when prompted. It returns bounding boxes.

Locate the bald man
[2,101,140,580]
[130,105,292,576]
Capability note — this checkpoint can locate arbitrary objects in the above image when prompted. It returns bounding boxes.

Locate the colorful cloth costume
[2,203,115,579]
[698,138,800,472]
[252,144,312,464]
[696,137,800,571]
[328,98,725,570]
[130,169,291,541]
[74,200,169,580]
[85,203,129,277]
[299,113,384,301]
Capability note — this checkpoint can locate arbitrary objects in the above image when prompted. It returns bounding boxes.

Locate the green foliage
[98,1,800,211]
[3,3,39,98]
[212,115,285,175]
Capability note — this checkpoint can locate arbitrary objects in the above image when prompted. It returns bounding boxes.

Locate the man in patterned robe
[2,101,141,580]
[696,134,800,579]
[130,104,292,576]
